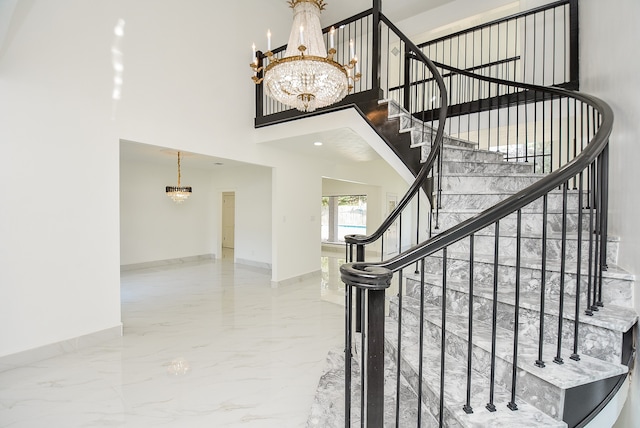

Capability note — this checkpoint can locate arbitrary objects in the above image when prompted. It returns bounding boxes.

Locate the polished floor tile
[0,256,345,427]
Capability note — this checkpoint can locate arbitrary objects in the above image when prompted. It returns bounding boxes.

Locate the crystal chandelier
[166,151,192,204]
[251,0,361,112]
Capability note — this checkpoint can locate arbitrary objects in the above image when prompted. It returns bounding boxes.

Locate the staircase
[307,100,637,427]
[250,3,637,426]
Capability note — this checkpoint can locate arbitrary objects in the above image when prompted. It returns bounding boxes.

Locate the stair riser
[402,282,624,364]
[415,256,633,307]
[389,300,567,420]
[437,211,590,235]
[441,175,544,193]
[424,145,505,163]
[440,160,535,175]
[438,192,581,212]
[445,234,618,266]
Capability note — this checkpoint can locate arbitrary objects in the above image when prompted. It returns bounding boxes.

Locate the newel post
[372,0,382,96]
[341,262,393,427]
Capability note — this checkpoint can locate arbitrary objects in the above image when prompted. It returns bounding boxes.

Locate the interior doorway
[222,192,235,257]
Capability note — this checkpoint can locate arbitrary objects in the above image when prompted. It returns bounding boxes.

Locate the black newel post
[341,263,393,428]
[372,0,382,97]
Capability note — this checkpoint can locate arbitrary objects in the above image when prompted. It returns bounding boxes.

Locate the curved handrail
[349,72,613,273]
[344,13,449,247]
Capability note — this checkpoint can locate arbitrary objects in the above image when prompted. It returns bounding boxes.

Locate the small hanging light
[166,151,192,203]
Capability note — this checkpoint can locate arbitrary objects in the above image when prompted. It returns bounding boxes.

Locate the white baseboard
[235,257,272,271]
[0,324,123,373]
[271,269,322,288]
[120,254,215,271]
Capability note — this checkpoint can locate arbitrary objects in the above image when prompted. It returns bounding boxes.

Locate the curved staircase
[250,3,638,426]
[308,99,637,427]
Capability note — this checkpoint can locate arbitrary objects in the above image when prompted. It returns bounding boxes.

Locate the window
[321,195,367,243]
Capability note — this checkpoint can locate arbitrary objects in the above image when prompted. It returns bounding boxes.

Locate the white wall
[578,0,640,425]
[0,0,122,356]
[119,158,215,266]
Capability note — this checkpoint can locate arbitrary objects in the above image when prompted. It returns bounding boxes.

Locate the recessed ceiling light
[313,141,323,146]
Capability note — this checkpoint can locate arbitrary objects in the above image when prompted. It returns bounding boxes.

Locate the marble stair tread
[444,172,544,179]
[453,227,621,243]
[437,206,589,215]
[384,320,567,427]
[393,296,629,390]
[439,159,537,174]
[404,272,638,333]
[432,214,617,240]
[432,144,505,158]
[421,249,635,281]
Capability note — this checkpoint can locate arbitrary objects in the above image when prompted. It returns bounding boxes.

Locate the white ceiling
[119,140,252,171]
[316,0,455,26]
[261,128,380,163]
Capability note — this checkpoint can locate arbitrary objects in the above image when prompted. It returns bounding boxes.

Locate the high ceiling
[117,1,456,170]
[316,0,455,26]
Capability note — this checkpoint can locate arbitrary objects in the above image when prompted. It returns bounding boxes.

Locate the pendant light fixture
[166,151,192,203]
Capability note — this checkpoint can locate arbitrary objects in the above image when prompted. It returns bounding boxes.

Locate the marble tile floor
[0,254,349,427]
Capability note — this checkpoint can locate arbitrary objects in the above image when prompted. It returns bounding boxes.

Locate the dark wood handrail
[344,12,449,247]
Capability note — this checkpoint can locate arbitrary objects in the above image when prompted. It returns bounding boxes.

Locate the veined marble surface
[0,253,345,427]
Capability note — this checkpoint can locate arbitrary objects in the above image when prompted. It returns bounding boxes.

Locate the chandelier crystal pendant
[166,151,192,204]
[251,0,361,112]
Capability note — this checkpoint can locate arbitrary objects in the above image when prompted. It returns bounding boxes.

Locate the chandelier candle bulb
[299,25,304,46]
[252,43,256,62]
[349,39,354,60]
[329,26,335,49]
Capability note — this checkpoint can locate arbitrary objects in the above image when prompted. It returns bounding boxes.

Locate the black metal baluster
[385,25,390,99]
[552,6,556,85]
[487,221,500,412]
[536,194,548,368]
[345,282,353,428]
[418,258,425,426]
[554,181,569,365]
[398,213,403,256]
[552,94,557,172]
[599,143,609,295]
[596,149,605,307]
[567,97,576,170]
[464,235,475,414]
[356,244,364,333]
[416,191,421,255]
[360,289,366,428]
[585,161,595,316]
[592,152,601,312]
[508,210,522,411]
[440,248,448,426]
[571,171,584,361]
[395,269,403,427]
[533,90,538,172]
[575,98,579,182]
[542,10,546,86]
